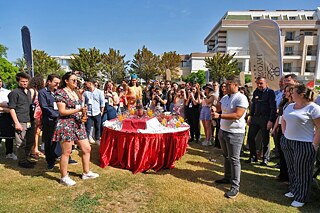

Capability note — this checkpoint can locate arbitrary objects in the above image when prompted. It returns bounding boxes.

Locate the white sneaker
[6,153,18,160]
[89,137,95,144]
[284,192,294,198]
[95,140,100,146]
[291,200,304,207]
[60,175,76,186]
[202,140,208,146]
[82,171,99,180]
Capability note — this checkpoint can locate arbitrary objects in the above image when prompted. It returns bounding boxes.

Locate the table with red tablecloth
[99,118,189,174]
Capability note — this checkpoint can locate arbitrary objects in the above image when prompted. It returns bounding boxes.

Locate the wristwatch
[218,114,222,119]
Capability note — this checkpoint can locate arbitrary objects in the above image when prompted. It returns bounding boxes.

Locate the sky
[0,0,319,63]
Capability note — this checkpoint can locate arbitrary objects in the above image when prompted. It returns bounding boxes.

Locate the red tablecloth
[99,127,189,174]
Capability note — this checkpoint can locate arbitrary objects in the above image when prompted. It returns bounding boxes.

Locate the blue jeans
[219,129,245,191]
[85,114,101,141]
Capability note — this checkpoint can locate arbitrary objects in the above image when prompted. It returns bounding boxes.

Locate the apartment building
[179,52,215,76]
[51,55,74,72]
[204,7,320,82]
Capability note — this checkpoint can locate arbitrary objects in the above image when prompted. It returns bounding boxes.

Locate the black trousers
[186,108,200,140]
[42,124,57,165]
[275,126,288,179]
[0,113,14,154]
[247,116,270,161]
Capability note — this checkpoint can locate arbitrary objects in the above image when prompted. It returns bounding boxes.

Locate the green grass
[0,139,319,212]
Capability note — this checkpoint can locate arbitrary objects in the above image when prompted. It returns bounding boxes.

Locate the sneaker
[6,153,18,160]
[291,200,304,207]
[202,140,208,146]
[284,192,294,198]
[82,171,99,180]
[207,139,213,146]
[215,178,231,184]
[224,188,239,198]
[60,175,76,186]
[68,159,78,165]
[27,160,37,165]
[89,137,95,144]
[95,140,100,146]
[47,164,55,170]
[260,160,268,166]
[245,157,258,163]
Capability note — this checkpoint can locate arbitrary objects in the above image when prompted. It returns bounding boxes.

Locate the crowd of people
[0,72,319,207]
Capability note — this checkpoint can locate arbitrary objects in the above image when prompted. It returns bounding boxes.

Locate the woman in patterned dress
[53,72,99,186]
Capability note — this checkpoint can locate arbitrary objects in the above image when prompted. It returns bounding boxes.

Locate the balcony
[283,50,302,56]
[305,67,316,73]
[307,50,318,56]
[227,50,250,56]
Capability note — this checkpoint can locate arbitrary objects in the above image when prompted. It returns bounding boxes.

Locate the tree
[130,46,160,82]
[159,51,181,80]
[205,52,240,83]
[33,49,62,77]
[13,57,27,72]
[182,70,206,86]
[0,57,19,89]
[101,48,130,84]
[0,44,8,58]
[69,47,103,78]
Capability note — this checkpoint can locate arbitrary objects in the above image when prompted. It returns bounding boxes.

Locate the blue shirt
[83,88,105,116]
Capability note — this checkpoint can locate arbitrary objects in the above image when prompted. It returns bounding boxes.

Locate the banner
[21,26,34,77]
[249,20,282,90]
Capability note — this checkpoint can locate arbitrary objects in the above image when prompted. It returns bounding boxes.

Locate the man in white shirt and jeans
[0,78,17,160]
[212,75,249,199]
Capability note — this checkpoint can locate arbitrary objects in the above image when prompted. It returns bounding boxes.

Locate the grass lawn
[0,139,319,213]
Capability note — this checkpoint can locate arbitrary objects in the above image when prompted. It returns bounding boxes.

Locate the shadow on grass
[148,142,320,210]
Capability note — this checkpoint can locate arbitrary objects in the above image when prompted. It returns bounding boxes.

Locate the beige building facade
[204,7,320,82]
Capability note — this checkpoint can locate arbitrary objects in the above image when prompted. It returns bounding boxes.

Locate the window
[307,16,314,20]
[305,63,313,72]
[237,62,243,71]
[271,16,278,20]
[285,31,295,41]
[304,31,313,36]
[284,47,294,55]
[289,16,296,20]
[253,16,261,20]
[283,63,292,72]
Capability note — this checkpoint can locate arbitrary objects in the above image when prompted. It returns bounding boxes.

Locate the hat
[203,84,214,91]
[131,73,137,79]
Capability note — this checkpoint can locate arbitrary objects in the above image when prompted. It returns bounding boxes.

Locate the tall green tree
[33,49,62,76]
[70,47,102,78]
[0,58,19,89]
[182,70,206,86]
[101,48,129,84]
[205,52,240,83]
[130,46,160,81]
[13,57,27,72]
[159,51,181,80]
[0,44,8,58]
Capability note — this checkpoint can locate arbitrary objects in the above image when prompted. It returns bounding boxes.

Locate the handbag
[29,91,37,121]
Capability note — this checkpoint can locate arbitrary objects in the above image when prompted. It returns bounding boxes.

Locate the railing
[307,50,318,56]
[283,50,303,56]
[227,50,250,56]
[305,67,316,72]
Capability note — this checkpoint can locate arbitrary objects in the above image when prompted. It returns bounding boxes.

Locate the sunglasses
[69,79,77,83]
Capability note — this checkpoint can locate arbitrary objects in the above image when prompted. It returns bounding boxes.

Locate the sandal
[30,153,39,160]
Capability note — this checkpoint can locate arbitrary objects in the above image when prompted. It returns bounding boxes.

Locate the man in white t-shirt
[212,75,249,199]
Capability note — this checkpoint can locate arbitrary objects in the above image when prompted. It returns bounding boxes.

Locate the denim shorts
[200,106,211,120]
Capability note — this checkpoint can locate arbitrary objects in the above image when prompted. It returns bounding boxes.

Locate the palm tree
[13,57,27,72]
[205,52,240,83]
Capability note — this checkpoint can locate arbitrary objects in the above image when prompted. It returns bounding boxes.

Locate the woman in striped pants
[281,84,320,207]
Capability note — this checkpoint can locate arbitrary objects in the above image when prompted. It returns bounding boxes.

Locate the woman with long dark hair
[186,85,201,143]
[28,75,45,159]
[53,72,99,186]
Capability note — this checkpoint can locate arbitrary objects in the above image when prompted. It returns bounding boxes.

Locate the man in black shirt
[8,72,35,168]
[246,77,277,166]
